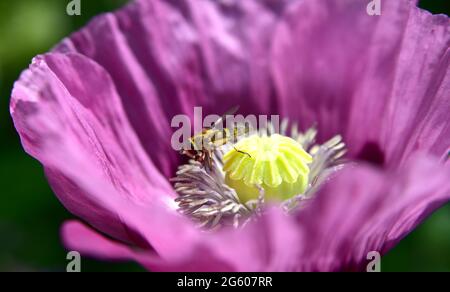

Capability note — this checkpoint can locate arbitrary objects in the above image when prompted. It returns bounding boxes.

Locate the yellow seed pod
[223,134,312,203]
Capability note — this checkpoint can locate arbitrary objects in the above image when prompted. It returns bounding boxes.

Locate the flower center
[223,134,312,203]
[173,119,346,229]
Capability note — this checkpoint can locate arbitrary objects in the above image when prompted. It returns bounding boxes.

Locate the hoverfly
[180,106,252,170]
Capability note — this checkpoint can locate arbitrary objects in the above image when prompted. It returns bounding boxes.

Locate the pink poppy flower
[10,0,450,271]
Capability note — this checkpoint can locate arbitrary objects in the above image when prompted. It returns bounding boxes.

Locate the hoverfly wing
[230,122,252,143]
[210,105,240,129]
[223,105,240,117]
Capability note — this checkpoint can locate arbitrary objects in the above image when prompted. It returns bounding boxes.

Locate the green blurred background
[0,0,448,272]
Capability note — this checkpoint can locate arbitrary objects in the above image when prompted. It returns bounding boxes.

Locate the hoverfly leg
[207,154,213,171]
[233,146,252,158]
[201,152,212,171]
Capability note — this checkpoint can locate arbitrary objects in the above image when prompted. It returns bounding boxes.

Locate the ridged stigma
[223,134,312,203]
